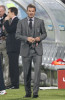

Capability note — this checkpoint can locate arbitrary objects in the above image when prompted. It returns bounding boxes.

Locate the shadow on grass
[7,97,33,100]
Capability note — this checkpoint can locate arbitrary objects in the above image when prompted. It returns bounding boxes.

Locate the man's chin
[29,16,34,18]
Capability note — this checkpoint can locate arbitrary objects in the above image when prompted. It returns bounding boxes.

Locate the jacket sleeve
[40,20,47,41]
[16,20,27,42]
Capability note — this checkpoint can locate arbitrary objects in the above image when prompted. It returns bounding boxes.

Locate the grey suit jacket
[16,17,47,57]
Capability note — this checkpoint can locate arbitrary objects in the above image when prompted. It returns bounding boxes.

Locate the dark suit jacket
[4,17,21,53]
[16,17,47,57]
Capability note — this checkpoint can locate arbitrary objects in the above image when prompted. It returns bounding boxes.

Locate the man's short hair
[8,7,18,16]
[0,5,6,11]
[27,4,36,11]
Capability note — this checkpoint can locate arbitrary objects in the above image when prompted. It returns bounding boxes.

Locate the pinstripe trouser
[22,49,42,95]
[0,40,9,86]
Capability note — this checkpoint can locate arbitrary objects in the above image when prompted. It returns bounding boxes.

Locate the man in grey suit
[16,4,47,98]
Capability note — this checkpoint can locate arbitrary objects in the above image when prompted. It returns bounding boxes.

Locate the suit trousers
[8,52,19,87]
[0,55,5,91]
[0,40,9,86]
[22,49,42,95]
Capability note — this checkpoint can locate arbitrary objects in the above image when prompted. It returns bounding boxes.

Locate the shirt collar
[12,16,17,21]
[27,17,34,21]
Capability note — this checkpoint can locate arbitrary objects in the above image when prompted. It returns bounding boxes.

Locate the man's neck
[12,16,17,20]
[28,16,34,18]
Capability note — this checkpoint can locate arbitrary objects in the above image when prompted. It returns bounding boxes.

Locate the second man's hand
[27,37,35,43]
[5,16,10,21]
[27,37,40,43]
[35,37,40,42]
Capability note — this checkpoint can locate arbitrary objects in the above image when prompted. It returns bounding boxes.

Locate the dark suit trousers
[22,50,42,95]
[8,52,19,87]
[0,55,5,91]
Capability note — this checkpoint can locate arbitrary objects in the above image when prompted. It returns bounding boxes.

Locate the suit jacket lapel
[34,17,38,37]
[24,18,28,35]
